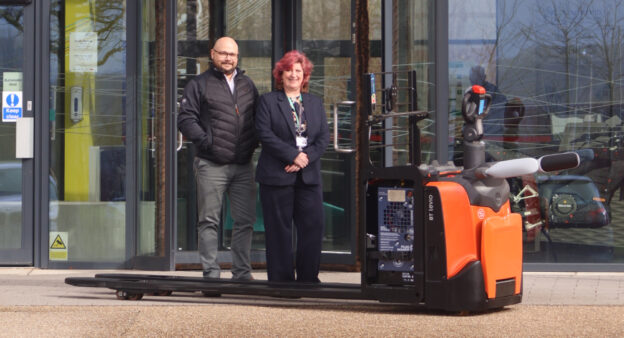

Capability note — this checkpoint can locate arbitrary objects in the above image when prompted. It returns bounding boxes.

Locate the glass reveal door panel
[48,0,128,264]
[175,0,272,257]
[0,3,34,265]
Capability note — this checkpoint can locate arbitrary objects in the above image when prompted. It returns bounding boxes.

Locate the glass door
[47,0,130,266]
[0,1,34,265]
[175,0,273,264]
[47,0,170,269]
[300,0,378,261]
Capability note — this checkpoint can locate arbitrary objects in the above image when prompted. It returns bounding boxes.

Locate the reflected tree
[522,0,594,109]
[589,0,624,117]
[91,0,126,67]
[0,7,23,32]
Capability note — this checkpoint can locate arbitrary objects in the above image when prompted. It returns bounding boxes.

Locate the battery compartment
[365,180,416,286]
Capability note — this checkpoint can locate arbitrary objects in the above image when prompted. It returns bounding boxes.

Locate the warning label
[49,232,68,261]
[51,235,66,249]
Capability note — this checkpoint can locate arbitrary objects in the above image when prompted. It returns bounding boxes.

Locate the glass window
[222,0,272,251]
[49,0,127,263]
[388,0,434,166]
[449,0,624,263]
[302,0,360,253]
[0,6,24,250]
[137,0,162,256]
[176,0,272,254]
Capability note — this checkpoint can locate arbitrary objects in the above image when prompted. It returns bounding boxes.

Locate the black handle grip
[539,152,580,172]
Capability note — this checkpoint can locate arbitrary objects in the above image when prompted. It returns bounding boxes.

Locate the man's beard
[217,63,236,75]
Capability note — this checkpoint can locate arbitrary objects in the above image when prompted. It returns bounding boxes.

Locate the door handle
[176,131,184,152]
[333,101,356,153]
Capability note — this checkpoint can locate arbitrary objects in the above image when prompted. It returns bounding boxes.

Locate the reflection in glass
[0,6,23,250]
[137,0,161,256]
[302,0,354,252]
[176,0,272,253]
[301,0,388,252]
[449,0,624,263]
[393,0,434,165]
[49,0,127,262]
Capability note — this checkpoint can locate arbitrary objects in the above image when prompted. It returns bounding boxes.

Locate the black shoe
[232,275,254,282]
[202,270,221,279]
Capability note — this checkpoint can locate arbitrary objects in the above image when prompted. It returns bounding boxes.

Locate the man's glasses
[213,49,239,59]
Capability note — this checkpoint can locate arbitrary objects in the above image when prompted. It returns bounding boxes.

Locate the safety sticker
[2,91,22,122]
[49,232,68,261]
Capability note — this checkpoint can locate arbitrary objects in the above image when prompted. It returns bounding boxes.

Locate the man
[178,37,258,281]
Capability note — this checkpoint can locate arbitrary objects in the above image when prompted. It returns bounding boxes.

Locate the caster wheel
[116,290,144,300]
[127,293,144,300]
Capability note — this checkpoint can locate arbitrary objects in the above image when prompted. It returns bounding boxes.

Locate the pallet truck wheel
[116,290,144,300]
[127,293,144,300]
[115,290,127,300]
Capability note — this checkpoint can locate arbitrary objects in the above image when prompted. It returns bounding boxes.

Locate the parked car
[0,161,58,216]
[537,175,609,229]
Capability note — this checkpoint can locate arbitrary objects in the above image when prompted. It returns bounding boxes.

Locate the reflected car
[0,162,22,202]
[0,161,58,217]
[538,175,609,229]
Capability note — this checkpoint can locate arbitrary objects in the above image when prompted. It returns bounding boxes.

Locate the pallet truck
[66,71,580,312]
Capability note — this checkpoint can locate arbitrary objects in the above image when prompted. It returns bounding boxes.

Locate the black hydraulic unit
[66,71,581,312]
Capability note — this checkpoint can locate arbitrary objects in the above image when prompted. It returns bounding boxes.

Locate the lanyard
[287,95,304,133]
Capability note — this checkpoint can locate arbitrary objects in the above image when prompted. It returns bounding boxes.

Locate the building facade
[0,0,623,271]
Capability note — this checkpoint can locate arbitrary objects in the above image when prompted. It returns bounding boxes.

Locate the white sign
[69,32,98,73]
[3,72,22,91]
[2,91,22,122]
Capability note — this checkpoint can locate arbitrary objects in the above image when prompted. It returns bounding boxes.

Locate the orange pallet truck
[66,71,580,312]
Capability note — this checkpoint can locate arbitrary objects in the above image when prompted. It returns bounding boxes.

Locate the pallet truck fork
[66,71,580,312]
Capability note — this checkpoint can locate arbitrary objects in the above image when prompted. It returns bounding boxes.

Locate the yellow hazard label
[49,232,68,261]
[51,235,66,249]
[49,251,68,260]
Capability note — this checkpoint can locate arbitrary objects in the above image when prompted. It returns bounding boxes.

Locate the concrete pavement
[0,268,623,336]
[1,268,623,306]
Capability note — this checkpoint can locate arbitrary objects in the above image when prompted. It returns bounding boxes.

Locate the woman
[255,50,330,282]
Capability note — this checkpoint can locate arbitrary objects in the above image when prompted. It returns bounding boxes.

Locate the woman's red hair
[272,50,314,92]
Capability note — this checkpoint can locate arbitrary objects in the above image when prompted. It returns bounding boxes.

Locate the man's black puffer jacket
[178,67,259,164]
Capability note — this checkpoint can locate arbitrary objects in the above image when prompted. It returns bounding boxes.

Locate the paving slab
[1,268,623,337]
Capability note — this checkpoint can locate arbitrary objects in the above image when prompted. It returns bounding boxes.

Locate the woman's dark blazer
[255,91,330,186]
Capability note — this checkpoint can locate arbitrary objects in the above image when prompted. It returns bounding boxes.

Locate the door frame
[129,0,177,270]
[172,0,361,268]
[38,0,175,269]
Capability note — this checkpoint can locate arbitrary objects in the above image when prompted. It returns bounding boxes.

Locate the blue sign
[2,91,22,122]
[6,93,19,107]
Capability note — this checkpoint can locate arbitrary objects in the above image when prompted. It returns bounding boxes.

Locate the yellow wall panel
[64,0,95,201]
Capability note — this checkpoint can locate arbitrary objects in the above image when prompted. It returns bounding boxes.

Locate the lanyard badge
[288,95,307,150]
